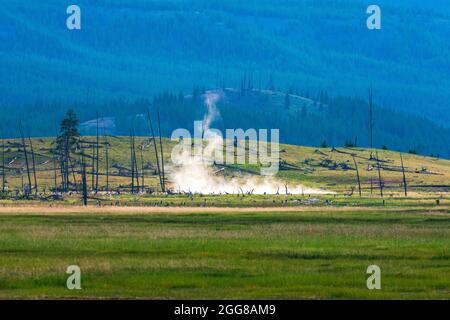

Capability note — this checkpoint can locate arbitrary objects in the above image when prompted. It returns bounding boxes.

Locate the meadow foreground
[0,201,448,299]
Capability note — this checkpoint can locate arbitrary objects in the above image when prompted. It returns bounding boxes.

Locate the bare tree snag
[376,152,383,198]
[104,129,109,192]
[53,155,58,193]
[400,153,408,196]
[369,87,374,149]
[1,130,5,193]
[19,121,32,196]
[140,147,145,192]
[157,110,166,191]
[95,115,100,193]
[130,133,135,194]
[132,133,140,193]
[28,135,38,195]
[147,108,164,192]
[91,143,95,191]
[81,150,88,206]
[352,155,362,197]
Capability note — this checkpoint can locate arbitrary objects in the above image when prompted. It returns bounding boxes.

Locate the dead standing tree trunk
[19,122,32,197]
[157,110,166,192]
[53,155,58,193]
[1,130,5,193]
[53,124,63,192]
[64,135,71,192]
[67,153,78,188]
[132,133,140,193]
[104,129,109,192]
[59,156,66,191]
[400,153,408,196]
[56,132,66,191]
[130,133,135,194]
[95,116,100,193]
[28,136,38,195]
[140,147,145,192]
[81,148,88,206]
[376,152,384,198]
[352,155,362,197]
[147,108,164,192]
[91,143,95,191]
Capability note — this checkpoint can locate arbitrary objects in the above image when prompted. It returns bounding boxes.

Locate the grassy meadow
[0,203,449,299]
[0,138,449,299]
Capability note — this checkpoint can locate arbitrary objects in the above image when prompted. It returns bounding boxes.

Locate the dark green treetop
[57,109,80,152]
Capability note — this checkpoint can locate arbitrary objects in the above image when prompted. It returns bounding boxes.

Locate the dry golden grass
[0,204,448,215]
[1,137,450,195]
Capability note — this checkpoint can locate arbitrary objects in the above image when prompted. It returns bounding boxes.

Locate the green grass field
[0,138,449,299]
[0,203,449,299]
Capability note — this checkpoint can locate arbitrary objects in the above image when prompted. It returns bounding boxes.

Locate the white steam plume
[202,91,221,132]
[169,90,332,195]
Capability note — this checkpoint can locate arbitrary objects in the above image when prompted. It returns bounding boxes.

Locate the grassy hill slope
[1,136,449,197]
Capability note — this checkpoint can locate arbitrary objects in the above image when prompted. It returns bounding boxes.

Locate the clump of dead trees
[0,108,169,205]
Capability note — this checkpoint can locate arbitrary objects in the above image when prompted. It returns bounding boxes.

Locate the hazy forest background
[1,0,450,157]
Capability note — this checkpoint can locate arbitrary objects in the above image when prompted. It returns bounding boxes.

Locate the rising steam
[169,90,332,195]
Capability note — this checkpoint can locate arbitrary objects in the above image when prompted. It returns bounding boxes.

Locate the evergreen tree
[56,109,80,152]
[56,109,80,191]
